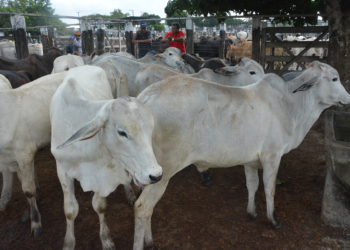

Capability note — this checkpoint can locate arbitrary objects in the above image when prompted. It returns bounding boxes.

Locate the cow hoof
[128,201,135,207]
[202,180,212,188]
[248,213,260,221]
[144,244,154,250]
[111,189,118,196]
[31,228,42,237]
[21,209,30,223]
[104,246,116,250]
[271,220,282,229]
[90,191,95,198]
[0,204,6,211]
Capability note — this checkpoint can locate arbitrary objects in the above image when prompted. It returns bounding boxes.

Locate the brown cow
[0,47,63,80]
[226,42,284,69]
[0,70,33,88]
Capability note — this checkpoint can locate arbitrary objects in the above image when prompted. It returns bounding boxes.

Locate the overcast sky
[50,0,169,25]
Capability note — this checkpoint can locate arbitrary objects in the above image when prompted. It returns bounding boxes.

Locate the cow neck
[284,76,329,149]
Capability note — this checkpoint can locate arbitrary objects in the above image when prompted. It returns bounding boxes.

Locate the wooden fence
[259,24,329,75]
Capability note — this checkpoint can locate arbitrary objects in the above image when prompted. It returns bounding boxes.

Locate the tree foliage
[165,10,188,27]
[0,0,66,36]
[165,0,327,26]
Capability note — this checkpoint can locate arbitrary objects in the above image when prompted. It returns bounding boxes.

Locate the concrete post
[10,15,29,59]
[186,18,194,54]
[219,22,226,59]
[81,20,94,55]
[96,20,105,55]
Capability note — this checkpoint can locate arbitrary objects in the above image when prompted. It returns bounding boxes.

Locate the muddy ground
[0,117,350,250]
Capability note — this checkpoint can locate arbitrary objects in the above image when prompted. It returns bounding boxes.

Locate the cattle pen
[0,12,330,74]
[1,10,350,250]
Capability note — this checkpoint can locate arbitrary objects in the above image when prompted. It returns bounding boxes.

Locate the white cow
[0,74,12,89]
[134,57,264,96]
[95,47,194,97]
[52,54,85,73]
[0,72,67,237]
[132,61,350,249]
[50,66,162,250]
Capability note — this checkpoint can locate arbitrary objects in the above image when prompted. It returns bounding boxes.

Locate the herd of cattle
[0,46,349,250]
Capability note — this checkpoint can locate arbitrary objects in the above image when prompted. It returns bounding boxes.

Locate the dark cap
[140,22,147,28]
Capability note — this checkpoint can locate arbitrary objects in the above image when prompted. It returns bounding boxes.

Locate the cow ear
[153,54,163,60]
[293,76,321,93]
[73,51,79,56]
[91,51,97,60]
[238,58,245,66]
[214,68,237,76]
[57,103,109,149]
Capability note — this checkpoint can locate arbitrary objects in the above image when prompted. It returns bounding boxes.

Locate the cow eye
[250,71,256,75]
[117,129,128,138]
[332,78,337,82]
[169,53,173,56]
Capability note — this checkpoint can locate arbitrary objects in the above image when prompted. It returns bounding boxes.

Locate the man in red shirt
[161,22,186,53]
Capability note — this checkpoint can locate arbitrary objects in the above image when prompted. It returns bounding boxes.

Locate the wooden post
[10,15,29,59]
[260,22,267,71]
[186,18,194,54]
[219,22,226,59]
[252,17,261,63]
[125,21,135,56]
[81,20,94,55]
[95,20,105,55]
[118,24,122,52]
[40,27,53,54]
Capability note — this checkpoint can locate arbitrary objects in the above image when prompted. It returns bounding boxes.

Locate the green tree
[165,0,350,110]
[141,12,161,25]
[0,0,66,36]
[166,11,188,28]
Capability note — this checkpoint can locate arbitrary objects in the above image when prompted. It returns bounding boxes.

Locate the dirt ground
[1,116,350,250]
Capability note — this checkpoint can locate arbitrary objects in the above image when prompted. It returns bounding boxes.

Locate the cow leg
[123,183,136,207]
[262,158,282,229]
[57,164,79,250]
[0,171,14,211]
[92,192,115,250]
[244,165,259,220]
[194,164,212,188]
[16,171,30,222]
[134,174,170,250]
[17,156,42,237]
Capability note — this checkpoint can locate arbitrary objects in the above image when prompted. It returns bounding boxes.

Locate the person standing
[161,22,186,53]
[66,37,74,54]
[73,31,82,55]
[132,22,155,58]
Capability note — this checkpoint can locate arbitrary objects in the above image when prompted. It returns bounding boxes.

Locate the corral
[0,8,349,250]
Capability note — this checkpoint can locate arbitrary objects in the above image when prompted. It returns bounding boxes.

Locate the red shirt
[165,31,186,53]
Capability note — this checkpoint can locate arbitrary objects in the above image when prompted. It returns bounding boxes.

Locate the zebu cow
[52,54,85,73]
[0,72,67,237]
[0,47,63,80]
[50,66,162,250]
[0,70,33,88]
[0,74,12,89]
[95,48,193,97]
[181,53,227,72]
[132,61,350,249]
[134,57,264,97]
